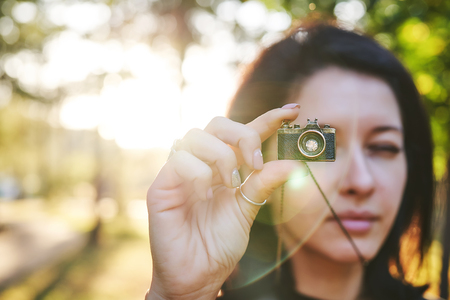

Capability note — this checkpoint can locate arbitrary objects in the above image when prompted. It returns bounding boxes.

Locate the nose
[339,147,375,200]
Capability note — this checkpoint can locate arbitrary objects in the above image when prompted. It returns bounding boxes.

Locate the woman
[145,24,434,300]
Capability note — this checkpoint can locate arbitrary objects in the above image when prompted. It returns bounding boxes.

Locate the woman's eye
[367,144,402,155]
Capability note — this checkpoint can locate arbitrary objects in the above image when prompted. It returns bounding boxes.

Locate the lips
[327,211,379,233]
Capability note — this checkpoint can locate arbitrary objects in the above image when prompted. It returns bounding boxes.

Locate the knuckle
[173,149,188,159]
[206,116,228,130]
[183,128,203,147]
[218,146,237,163]
[184,128,202,139]
[211,116,227,124]
[197,165,213,180]
[240,129,261,145]
[171,150,191,164]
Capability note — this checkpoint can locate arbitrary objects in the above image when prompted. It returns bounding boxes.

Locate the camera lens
[298,130,326,158]
[305,139,318,152]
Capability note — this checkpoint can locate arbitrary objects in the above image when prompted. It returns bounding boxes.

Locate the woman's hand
[146,106,304,300]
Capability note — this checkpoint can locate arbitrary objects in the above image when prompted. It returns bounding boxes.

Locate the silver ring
[238,183,267,206]
[167,139,182,161]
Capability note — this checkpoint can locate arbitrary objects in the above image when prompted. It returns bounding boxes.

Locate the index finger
[246,104,300,142]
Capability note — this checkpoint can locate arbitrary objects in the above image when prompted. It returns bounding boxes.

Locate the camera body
[277,118,336,162]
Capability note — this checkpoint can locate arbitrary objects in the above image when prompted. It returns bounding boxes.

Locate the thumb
[235,160,308,222]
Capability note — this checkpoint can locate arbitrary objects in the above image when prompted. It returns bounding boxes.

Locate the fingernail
[282,103,300,109]
[231,168,241,188]
[253,149,263,170]
[207,188,214,201]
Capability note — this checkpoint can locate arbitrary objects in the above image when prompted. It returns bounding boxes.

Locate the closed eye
[367,144,402,156]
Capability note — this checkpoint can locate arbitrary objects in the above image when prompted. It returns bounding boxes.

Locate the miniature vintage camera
[277,118,336,161]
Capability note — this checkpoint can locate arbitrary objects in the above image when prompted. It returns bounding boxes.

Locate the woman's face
[268,67,407,263]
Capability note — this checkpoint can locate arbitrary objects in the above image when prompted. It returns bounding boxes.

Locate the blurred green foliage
[363,0,450,179]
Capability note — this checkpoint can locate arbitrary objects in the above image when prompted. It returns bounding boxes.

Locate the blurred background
[0,0,448,299]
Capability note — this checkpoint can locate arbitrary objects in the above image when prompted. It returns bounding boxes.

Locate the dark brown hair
[227,24,434,299]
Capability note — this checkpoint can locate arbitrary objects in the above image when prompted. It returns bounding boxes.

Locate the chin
[325,249,364,264]
[313,241,380,264]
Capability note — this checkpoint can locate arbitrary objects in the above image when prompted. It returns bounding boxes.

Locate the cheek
[360,154,407,257]
[371,154,407,214]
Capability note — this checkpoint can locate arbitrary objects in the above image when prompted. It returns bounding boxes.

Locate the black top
[220,262,325,300]
[221,284,319,300]
[219,262,428,300]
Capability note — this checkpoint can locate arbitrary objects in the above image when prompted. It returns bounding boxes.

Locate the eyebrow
[371,125,403,134]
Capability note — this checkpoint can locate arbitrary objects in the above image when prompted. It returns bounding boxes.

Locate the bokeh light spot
[11,2,37,24]
[412,23,430,42]
[416,73,434,95]
[216,0,241,23]
[236,1,267,32]
[334,0,366,29]
[59,95,102,130]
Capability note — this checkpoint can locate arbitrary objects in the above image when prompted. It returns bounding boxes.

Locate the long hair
[226,24,434,299]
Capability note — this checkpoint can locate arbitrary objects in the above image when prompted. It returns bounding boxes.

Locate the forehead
[292,67,402,130]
